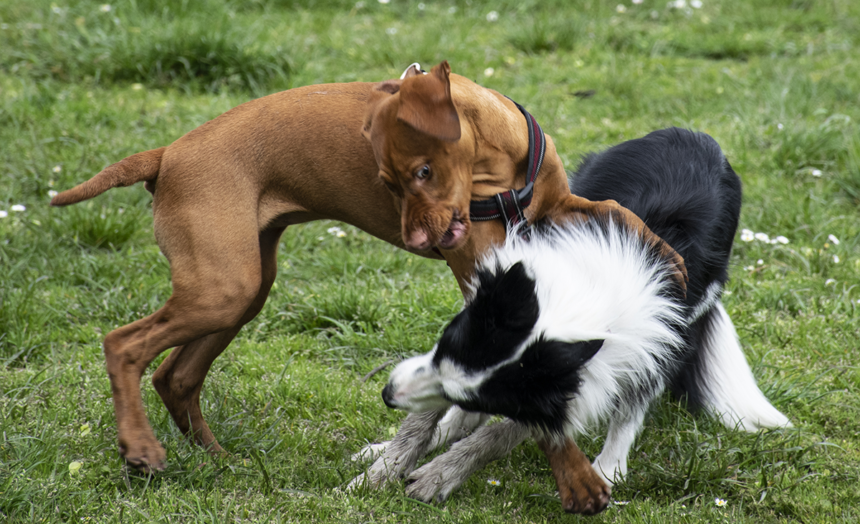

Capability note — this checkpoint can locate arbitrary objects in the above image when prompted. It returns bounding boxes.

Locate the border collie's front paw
[350,442,389,463]
[347,454,408,491]
[347,443,423,491]
[404,460,460,503]
[348,411,446,492]
[591,453,627,486]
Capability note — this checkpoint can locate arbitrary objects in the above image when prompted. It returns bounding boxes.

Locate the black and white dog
[351,128,791,502]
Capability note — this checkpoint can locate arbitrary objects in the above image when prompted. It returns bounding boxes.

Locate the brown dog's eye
[416,165,431,180]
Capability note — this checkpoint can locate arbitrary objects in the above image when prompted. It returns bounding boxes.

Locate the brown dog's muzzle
[402,197,470,251]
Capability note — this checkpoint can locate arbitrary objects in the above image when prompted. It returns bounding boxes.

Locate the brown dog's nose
[381,383,396,409]
[404,228,431,251]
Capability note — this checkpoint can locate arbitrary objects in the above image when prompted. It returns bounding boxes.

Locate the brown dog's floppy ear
[362,80,403,139]
[375,79,402,95]
[396,61,461,141]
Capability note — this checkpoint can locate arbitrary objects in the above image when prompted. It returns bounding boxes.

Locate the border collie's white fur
[351,128,791,502]
[384,219,686,437]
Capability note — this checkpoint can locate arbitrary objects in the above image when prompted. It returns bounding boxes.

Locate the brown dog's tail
[50,147,166,206]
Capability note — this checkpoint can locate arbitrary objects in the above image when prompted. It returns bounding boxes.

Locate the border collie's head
[382,261,603,434]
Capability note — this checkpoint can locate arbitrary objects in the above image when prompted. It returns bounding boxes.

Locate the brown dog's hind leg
[152,329,241,453]
[104,218,269,472]
[537,437,611,515]
[152,228,285,454]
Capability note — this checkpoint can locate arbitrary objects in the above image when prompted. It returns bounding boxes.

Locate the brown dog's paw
[557,467,611,515]
[119,437,167,473]
[539,437,611,516]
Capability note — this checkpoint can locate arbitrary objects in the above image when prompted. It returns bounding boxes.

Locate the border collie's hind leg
[698,302,791,431]
[592,405,647,485]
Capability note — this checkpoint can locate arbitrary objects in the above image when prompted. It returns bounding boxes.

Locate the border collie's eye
[416,165,431,180]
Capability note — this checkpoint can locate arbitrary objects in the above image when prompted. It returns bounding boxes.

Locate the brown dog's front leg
[537,437,611,515]
[553,194,688,294]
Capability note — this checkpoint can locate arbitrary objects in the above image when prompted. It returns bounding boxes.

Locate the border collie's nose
[381,383,396,408]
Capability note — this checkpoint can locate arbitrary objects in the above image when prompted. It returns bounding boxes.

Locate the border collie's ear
[474,262,539,331]
[566,339,604,365]
[396,61,461,141]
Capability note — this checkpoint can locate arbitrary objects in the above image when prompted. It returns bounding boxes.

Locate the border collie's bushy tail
[696,301,791,431]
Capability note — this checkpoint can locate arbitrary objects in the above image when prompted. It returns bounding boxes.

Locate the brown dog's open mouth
[438,209,468,249]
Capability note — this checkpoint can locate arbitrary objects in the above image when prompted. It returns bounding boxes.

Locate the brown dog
[53,61,684,513]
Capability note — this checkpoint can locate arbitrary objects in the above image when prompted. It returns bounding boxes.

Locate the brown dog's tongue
[438,216,467,249]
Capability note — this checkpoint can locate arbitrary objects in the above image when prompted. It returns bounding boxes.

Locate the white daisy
[754,232,770,242]
[828,234,840,245]
[11,204,26,212]
[740,229,755,242]
[486,11,499,22]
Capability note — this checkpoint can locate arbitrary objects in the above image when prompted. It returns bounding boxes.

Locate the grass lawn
[2,0,859,521]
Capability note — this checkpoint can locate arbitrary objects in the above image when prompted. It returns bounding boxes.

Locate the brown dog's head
[363,61,474,251]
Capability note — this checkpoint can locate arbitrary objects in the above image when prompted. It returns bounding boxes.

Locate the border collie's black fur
[368,128,790,499]
[569,127,742,410]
